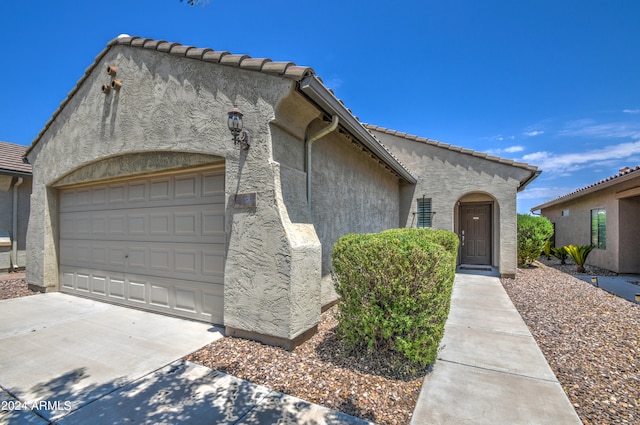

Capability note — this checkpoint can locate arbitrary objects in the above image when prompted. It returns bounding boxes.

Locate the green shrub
[564,244,595,273]
[331,228,458,368]
[551,246,569,265]
[381,228,459,255]
[517,214,554,267]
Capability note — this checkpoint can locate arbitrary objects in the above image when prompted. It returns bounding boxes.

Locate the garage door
[59,166,225,323]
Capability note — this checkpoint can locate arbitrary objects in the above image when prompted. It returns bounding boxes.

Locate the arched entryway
[455,192,499,267]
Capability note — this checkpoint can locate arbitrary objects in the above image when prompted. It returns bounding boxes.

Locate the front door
[460,203,491,265]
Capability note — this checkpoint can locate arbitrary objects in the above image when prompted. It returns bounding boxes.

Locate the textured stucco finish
[25,44,322,343]
[0,176,31,271]
[25,40,538,347]
[373,129,531,277]
[540,174,640,274]
[272,113,403,306]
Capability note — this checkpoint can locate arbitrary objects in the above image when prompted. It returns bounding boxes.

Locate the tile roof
[24,35,417,182]
[23,34,537,187]
[26,35,315,156]
[0,141,32,174]
[365,125,539,173]
[532,165,640,211]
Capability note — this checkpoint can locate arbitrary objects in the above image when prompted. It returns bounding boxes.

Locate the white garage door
[59,166,225,324]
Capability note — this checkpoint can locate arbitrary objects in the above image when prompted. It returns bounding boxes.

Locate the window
[561,209,570,216]
[417,197,432,228]
[591,208,606,249]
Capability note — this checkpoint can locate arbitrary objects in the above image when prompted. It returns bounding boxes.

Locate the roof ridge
[115,36,315,80]
[364,124,539,172]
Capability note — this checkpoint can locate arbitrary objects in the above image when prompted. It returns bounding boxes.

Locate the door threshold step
[458,265,493,271]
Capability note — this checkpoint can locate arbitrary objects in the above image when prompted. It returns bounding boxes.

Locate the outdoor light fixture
[227,105,250,150]
[591,276,599,287]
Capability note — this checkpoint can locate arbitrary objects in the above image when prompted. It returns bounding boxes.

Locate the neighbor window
[561,209,570,216]
[591,208,606,249]
[417,197,432,228]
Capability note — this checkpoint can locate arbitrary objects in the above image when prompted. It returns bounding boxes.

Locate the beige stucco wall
[25,44,322,345]
[0,176,31,271]
[311,122,402,305]
[541,174,640,274]
[271,100,403,306]
[373,130,532,277]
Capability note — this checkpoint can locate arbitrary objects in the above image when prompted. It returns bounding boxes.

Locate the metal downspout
[12,177,23,270]
[305,115,339,210]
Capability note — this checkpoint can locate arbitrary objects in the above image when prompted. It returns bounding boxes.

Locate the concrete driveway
[0,293,371,425]
[0,292,223,423]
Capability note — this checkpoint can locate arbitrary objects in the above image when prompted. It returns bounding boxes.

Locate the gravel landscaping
[502,259,639,425]
[0,273,38,300]
[2,262,638,424]
[185,305,425,425]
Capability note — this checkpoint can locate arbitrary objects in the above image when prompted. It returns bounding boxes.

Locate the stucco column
[499,196,518,278]
[224,161,322,349]
[26,184,58,292]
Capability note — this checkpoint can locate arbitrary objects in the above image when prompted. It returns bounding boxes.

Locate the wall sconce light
[227,105,250,150]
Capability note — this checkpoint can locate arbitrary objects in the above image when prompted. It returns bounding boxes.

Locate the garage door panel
[150,285,170,308]
[59,167,225,324]
[60,176,224,214]
[61,241,222,282]
[60,266,223,323]
[92,275,107,295]
[60,206,224,243]
[129,280,146,303]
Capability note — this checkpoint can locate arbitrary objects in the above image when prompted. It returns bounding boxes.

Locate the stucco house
[532,166,640,274]
[23,35,539,348]
[0,141,32,272]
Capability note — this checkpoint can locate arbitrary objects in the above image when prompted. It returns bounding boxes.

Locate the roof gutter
[299,76,416,185]
[517,169,541,193]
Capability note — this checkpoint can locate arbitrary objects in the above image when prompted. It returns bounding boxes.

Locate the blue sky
[2,1,639,213]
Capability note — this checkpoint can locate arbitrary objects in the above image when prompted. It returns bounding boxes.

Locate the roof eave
[517,169,541,193]
[0,169,32,177]
[530,169,640,212]
[299,76,417,184]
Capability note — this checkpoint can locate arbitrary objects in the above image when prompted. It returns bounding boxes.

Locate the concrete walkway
[0,293,370,424]
[411,269,582,425]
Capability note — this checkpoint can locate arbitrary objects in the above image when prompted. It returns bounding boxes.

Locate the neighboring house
[24,35,539,349]
[0,141,32,272]
[532,166,640,274]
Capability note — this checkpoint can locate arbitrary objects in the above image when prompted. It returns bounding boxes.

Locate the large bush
[331,228,458,368]
[517,214,554,267]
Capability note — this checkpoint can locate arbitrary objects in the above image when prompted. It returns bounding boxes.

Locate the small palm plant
[551,246,569,265]
[564,244,595,273]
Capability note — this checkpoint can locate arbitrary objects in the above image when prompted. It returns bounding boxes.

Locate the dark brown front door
[460,203,491,265]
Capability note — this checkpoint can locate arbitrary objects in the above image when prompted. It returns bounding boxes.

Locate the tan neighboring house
[23,35,539,348]
[0,141,32,272]
[532,166,640,274]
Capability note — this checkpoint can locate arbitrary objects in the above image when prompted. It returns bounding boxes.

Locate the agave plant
[564,244,595,273]
[551,246,569,265]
